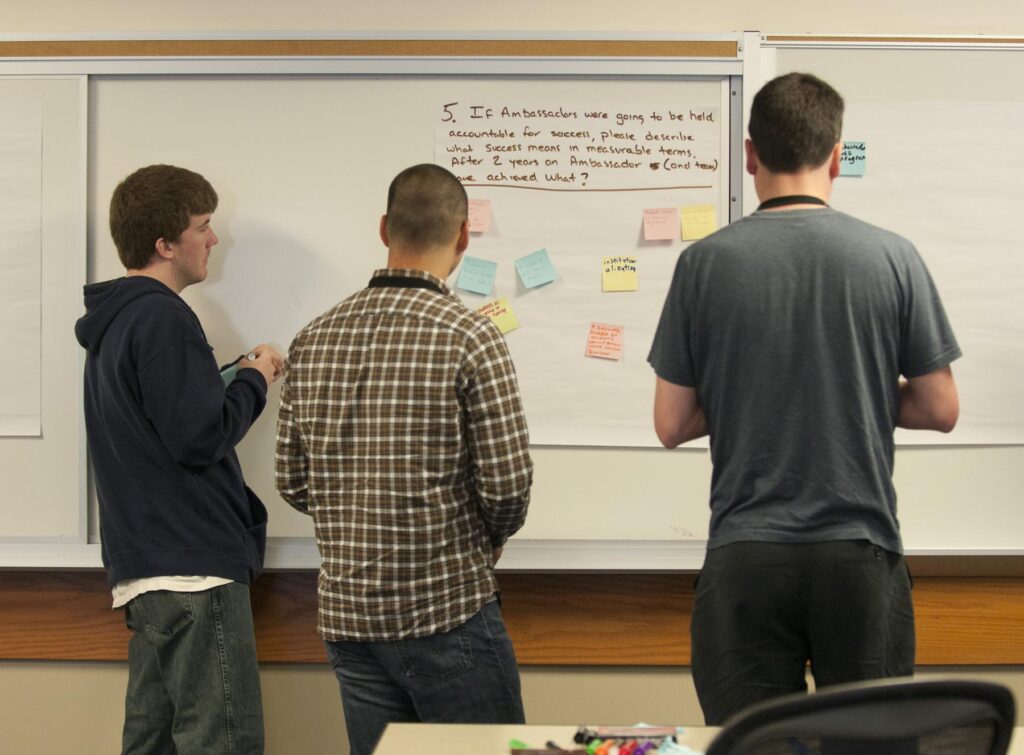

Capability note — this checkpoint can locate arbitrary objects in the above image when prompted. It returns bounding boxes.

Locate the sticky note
[468,198,492,232]
[840,141,867,176]
[586,322,624,361]
[456,255,497,296]
[681,204,717,241]
[643,207,679,241]
[602,255,638,292]
[514,248,557,289]
[477,297,520,334]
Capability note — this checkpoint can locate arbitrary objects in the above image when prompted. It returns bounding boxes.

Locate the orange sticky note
[586,322,624,361]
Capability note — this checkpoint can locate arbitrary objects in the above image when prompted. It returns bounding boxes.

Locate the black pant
[691,540,915,725]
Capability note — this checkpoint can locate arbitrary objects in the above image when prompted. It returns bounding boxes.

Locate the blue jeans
[121,582,265,754]
[325,599,525,755]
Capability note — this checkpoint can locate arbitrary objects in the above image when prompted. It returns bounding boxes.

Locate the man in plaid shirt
[275,163,533,754]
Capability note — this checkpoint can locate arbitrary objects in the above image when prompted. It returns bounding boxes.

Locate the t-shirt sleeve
[898,245,962,378]
[648,251,697,387]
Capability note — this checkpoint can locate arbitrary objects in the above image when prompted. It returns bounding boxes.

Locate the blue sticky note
[457,255,498,296]
[514,248,558,289]
[840,141,867,177]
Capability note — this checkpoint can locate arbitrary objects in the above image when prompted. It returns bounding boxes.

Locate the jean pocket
[396,624,474,680]
[125,592,195,646]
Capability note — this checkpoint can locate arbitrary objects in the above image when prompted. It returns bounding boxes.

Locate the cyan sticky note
[456,255,498,296]
[840,141,867,176]
[514,248,557,289]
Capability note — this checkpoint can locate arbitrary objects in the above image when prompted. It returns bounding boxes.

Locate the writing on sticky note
[840,141,867,176]
[456,256,497,296]
[515,248,557,289]
[643,207,678,241]
[468,198,491,232]
[586,322,624,361]
[477,297,520,334]
[602,255,638,292]
[681,204,717,241]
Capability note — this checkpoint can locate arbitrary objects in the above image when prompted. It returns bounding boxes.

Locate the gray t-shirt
[648,208,961,553]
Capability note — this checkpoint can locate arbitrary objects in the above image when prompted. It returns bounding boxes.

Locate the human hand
[238,343,284,385]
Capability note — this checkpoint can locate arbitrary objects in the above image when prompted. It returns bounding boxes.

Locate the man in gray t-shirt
[648,73,961,724]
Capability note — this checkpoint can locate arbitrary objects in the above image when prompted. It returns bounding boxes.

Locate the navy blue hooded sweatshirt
[75,276,268,587]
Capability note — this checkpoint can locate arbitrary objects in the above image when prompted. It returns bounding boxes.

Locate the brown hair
[109,164,218,269]
[385,164,468,248]
[748,73,844,173]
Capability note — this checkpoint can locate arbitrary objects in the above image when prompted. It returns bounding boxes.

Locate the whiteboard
[0,76,86,542]
[84,70,742,558]
[767,46,1024,446]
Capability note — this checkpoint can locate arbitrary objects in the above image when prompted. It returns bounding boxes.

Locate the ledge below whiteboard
[1,538,1023,575]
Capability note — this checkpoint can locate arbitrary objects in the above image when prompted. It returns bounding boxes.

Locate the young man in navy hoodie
[75,164,283,754]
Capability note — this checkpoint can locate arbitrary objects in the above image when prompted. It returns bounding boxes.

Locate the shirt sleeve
[136,306,266,468]
[274,346,310,514]
[648,250,697,387]
[462,320,533,546]
[898,245,962,378]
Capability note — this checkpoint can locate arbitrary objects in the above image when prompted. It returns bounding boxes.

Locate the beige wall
[2,0,1024,36]
[1,662,1021,754]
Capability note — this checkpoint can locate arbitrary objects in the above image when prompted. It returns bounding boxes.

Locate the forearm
[896,367,959,433]
[653,377,707,448]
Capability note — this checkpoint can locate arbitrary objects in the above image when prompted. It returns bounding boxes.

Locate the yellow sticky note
[681,204,717,241]
[476,297,519,334]
[602,255,638,292]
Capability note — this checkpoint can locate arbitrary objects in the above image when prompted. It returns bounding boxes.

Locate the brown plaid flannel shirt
[275,268,532,641]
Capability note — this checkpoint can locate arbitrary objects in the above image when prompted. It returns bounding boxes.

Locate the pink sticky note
[468,199,491,233]
[585,322,624,361]
[643,207,678,241]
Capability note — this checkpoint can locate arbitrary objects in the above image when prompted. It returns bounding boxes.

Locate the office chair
[704,678,1016,755]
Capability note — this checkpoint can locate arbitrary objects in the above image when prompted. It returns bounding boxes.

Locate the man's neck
[386,247,457,282]
[126,264,184,294]
[754,169,833,211]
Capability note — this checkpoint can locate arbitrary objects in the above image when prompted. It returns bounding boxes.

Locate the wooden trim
[1,571,1022,665]
[0,39,739,60]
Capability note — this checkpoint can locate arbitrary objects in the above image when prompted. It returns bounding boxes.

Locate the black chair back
[704,678,1016,755]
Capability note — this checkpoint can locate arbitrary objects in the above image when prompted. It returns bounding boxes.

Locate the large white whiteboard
[85,73,739,553]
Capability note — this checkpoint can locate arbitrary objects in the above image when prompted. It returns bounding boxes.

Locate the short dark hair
[109,164,218,269]
[385,164,468,248]
[748,73,844,173]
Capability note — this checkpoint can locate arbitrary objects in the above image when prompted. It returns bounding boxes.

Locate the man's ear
[379,214,389,247]
[455,219,469,255]
[745,138,758,176]
[828,142,842,180]
[154,237,175,260]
